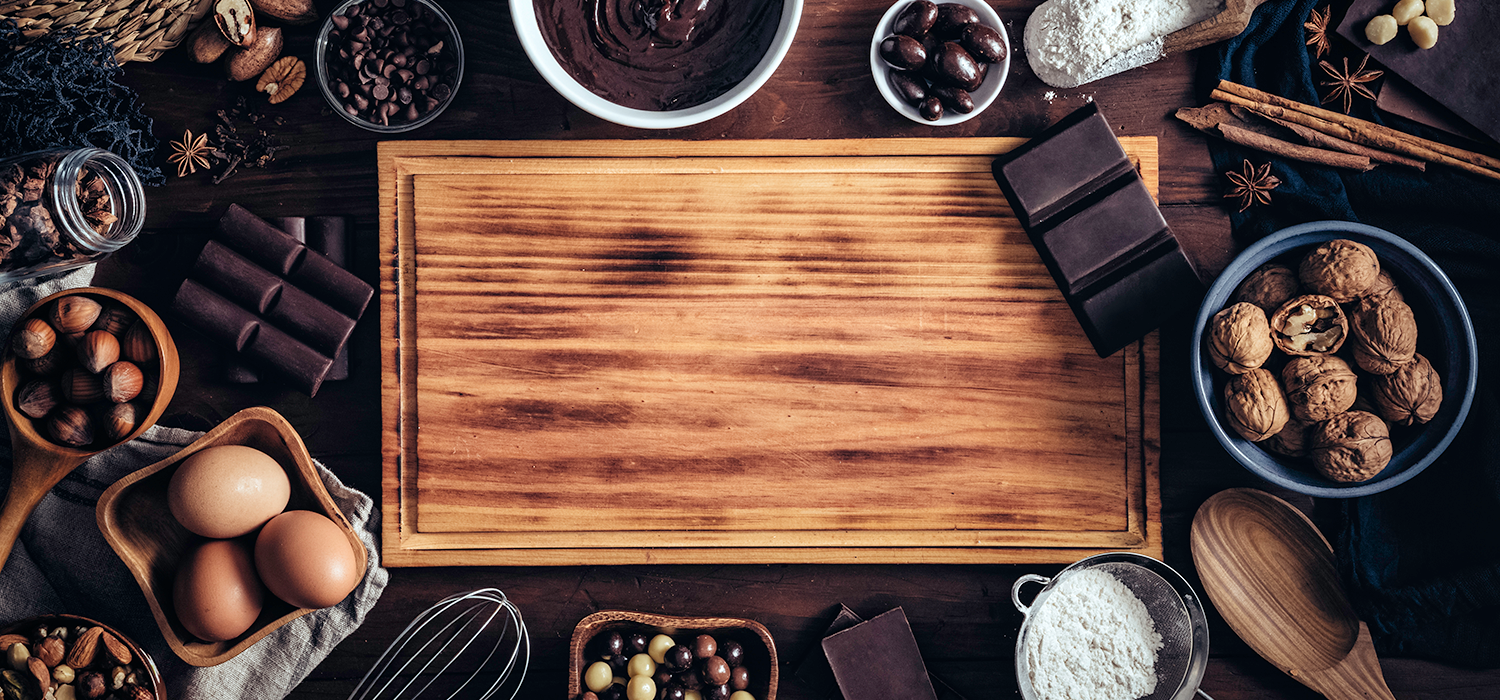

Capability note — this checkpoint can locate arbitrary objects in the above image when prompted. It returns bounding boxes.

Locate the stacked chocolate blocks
[173,204,373,396]
[992,103,1203,357]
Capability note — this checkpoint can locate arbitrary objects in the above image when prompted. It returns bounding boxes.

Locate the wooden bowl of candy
[569,611,778,700]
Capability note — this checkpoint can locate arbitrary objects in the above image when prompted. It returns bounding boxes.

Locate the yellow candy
[648,634,676,664]
[730,692,756,700]
[627,653,656,678]
[584,661,613,693]
[626,675,657,700]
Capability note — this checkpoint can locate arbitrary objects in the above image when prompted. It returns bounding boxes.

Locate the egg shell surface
[254,510,361,609]
[173,538,265,642]
[168,444,291,538]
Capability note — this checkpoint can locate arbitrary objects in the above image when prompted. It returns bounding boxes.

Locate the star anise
[167,129,211,178]
[1319,55,1383,114]
[1304,5,1332,59]
[1224,160,1280,212]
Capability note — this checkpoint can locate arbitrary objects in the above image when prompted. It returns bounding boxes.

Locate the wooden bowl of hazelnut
[1190,222,1477,498]
[0,614,166,700]
[0,288,179,572]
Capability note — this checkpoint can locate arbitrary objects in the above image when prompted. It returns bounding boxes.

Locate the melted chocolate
[536,0,784,111]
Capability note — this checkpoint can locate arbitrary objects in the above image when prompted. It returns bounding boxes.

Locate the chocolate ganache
[535,0,785,111]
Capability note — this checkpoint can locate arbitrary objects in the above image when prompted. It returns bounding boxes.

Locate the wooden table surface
[96,0,1500,697]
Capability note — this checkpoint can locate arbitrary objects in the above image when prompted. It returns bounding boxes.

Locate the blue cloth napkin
[1203,0,1500,668]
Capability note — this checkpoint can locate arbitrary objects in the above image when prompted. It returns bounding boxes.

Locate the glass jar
[0,147,145,284]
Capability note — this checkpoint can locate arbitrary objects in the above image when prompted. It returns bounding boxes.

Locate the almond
[99,632,131,666]
[65,627,102,669]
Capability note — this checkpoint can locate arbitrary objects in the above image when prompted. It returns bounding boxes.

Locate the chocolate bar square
[821,608,939,700]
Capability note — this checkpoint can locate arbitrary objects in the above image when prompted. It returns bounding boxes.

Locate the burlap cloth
[0,267,390,698]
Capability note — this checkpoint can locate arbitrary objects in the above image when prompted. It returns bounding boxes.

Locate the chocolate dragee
[992,103,1203,357]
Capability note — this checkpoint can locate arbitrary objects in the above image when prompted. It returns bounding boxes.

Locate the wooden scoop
[0,288,179,573]
[1191,488,1394,700]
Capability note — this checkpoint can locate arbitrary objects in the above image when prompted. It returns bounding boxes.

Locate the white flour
[1025,569,1164,700]
[1024,0,1223,88]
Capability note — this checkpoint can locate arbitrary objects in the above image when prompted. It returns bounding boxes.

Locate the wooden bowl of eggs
[96,406,366,666]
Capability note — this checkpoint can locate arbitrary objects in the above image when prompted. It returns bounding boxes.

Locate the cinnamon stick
[1210,88,1500,182]
[1223,105,1427,170]
[1217,123,1373,171]
[1216,80,1500,177]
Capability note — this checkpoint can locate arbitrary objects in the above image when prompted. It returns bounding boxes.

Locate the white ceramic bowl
[510,0,803,129]
[871,0,1010,126]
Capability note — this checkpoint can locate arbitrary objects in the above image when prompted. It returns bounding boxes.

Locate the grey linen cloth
[0,267,390,699]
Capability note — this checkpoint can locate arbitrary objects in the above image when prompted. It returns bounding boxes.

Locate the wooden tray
[377,139,1162,566]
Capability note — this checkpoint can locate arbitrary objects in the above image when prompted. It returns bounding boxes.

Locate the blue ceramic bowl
[1191,221,1477,498]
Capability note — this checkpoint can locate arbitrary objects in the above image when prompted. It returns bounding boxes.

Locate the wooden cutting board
[377,139,1162,566]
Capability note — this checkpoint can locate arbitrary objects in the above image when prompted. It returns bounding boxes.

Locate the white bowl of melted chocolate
[512,0,803,128]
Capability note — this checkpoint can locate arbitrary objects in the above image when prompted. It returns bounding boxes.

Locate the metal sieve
[1012,552,1212,700]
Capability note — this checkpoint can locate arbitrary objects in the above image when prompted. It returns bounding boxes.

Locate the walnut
[1282,354,1358,422]
[1310,411,1392,482]
[1300,239,1379,302]
[1232,262,1300,314]
[1223,368,1290,442]
[1348,295,1417,375]
[1207,302,1274,374]
[1263,418,1313,458]
[1359,269,1403,304]
[1270,295,1347,355]
[1370,353,1443,426]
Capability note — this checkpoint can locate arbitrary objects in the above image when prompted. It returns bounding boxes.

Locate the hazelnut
[1223,368,1290,442]
[121,322,157,364]
[52,663,74,684]
[1232,263,1300,314]
[1370,353,1443,427]
[15,379,60,419]
[48,405,94,447]
[23,348,63,376]
[1310,411,1392,483]
[1270,295,1347,356]
[1299,239,1379,303]
[1348,295,1417,375]
[61,368,104,404]
[78,330,121,374]
[90,306,136,336]
[104,402,142,443]
[12,317,56,359]
[102,361,143,403]
[1207,302,1274,374]
[49,296,102,336]
[34,635,63,667]
[78,671,107,699]
[1282,354,1359,423]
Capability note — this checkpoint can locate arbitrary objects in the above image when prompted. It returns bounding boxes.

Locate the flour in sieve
[1024,0,1223,88]
[1025,569,1164,700]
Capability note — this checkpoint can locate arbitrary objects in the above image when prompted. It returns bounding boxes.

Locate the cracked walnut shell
[1208,302,1274,374]
[1282,354,1358,423]
[1233,263,1301,314]
[1348,295,1417,375]
[257,56,305,104]
[1223,368,1290,442]
[1300,239,1380,302]
[1271,295,1347,356]
[1371,353,1443,426]
[1311,411,1392,482]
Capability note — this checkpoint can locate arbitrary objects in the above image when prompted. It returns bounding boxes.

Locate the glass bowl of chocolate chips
[316,0,464,133]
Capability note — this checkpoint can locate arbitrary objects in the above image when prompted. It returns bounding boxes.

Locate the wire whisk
[348,588,530,700]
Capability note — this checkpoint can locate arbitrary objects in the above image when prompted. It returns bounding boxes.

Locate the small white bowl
[511,0,803,129]
[871,0,1010,126]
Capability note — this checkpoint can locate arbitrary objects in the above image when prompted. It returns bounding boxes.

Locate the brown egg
[254,510,360,609]
[173,538,264,642]
[168,445,291,538]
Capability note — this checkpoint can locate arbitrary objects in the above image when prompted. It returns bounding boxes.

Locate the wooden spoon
[0,288,179,572]
[1191,488,1394,700]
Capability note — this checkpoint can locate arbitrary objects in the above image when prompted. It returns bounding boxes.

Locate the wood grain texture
[379,139,1162,565]
[1191,488,1395,700]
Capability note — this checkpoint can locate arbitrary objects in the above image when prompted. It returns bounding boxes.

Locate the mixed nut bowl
[1191,221,1477,498]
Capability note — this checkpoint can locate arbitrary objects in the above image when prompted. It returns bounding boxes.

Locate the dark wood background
[92,0,1500,697]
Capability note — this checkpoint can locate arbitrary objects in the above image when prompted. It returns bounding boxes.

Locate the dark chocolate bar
[218,204,306,276]
[288,250,372,319]
[268,216,307,243]
[192,240,285,315]
[991,103,1203,357]
[306,216,348,267]
[242,321,335,397]
[821,608,939,700]
[265,283,358,358]
[172,279,260,352]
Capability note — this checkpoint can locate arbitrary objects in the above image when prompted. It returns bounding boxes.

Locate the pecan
[65,628,102,669]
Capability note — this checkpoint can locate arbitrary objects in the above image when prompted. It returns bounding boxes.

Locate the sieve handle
[1011,574,1052,614]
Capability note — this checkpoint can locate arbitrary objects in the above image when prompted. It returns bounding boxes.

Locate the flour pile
[1025,569,1164,700]
[1024,0,1223,88]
